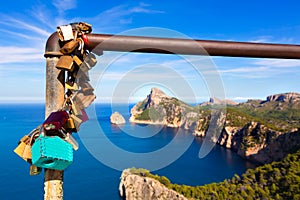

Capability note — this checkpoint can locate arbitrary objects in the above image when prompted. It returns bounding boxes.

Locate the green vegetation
[135,107,164,121]
[130,149,300,200]
[232,100,300,131]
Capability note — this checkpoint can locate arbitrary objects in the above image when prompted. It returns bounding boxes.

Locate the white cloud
[0,47,44,64]
[254,59,300,68]
[52,0,77,15]
[0,16,51,37]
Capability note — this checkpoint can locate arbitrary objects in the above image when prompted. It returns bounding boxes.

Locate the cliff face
[130,87,193,128]
[130,88,300,164]
[119,169,187,200]
[266,92,300,103]
[218,122,300,163]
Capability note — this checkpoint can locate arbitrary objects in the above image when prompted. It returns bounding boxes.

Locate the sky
[0,0,300,103]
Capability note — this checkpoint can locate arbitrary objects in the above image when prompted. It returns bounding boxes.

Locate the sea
[0,104,256,199]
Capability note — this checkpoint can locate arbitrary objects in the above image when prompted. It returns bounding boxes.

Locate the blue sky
[0,0,300,103]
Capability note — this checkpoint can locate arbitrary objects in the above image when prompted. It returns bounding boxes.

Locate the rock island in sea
[110,111,126,125]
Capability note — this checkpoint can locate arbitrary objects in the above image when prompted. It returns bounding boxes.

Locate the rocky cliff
[119,169,187,200]
[266,92,300,103]
[130,88,300,164]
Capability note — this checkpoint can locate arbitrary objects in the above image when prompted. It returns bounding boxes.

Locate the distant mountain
[130,88,300,164]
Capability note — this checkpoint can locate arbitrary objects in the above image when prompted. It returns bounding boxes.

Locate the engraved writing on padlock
[43,111,69,135]
[32,135,73,171]
[56,55,74,72]
[60,40,79,54]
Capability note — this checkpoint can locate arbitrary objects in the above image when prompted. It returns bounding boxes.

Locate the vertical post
[44,33,65,200]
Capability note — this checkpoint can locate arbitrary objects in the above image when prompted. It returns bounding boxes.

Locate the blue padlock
[32,135,73,170]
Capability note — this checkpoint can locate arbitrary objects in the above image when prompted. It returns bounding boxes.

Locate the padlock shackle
[45,32,300,59]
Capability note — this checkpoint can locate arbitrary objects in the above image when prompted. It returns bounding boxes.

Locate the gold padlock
[29,165,42,176]
[73,55,83,67]
[71,100,82,116]
[60,40,79,54]
[65,82,79,91]
[64,117,78,133]
[70,114,83,131]
[56,55,74,72]
[14,128,40,162]
[13,135,31,161]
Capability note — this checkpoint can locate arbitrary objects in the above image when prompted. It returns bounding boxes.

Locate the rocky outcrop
[130,89,300,164]
[217,122,300,164]
[129,88,191,128]
[266,92,300,103]
[201,97,239,106]
[110,112,126,124]
[119,169,187,200]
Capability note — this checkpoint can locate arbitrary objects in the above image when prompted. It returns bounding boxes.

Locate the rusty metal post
[44,33,65,200]
[86,34,300,59]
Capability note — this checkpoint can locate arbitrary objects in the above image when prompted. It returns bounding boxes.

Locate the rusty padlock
[56,55,75,72]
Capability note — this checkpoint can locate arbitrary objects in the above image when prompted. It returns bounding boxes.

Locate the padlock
[77,70,90,82]
[64,117,78,132]
[73,55,83,67]
[78,109,89,123]
[78,22,92,33]
[60,40,79,54]
[64,133,79,151]
[32,135,73,171]
[75,92,96,109]
[56,55,74,72]
[43,111,69,136]
[78,61,90,73]
[13,128,40,162]
[65,82,79,91]
[85,53,97,68]
[57,25,74,41]
[71,100,82,116]
[29,165,42,176]
[70,114,82,131]
[79,81,94,95]
[14,135,31,162]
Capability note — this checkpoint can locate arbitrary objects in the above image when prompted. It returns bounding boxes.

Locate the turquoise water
[0,104,255,199]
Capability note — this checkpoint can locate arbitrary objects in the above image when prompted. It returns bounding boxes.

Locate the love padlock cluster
[13,22,98,175]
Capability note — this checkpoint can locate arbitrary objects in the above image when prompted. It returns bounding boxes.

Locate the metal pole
[86,34,300,59]
[43,30,300,199]
[44,33,65,200]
